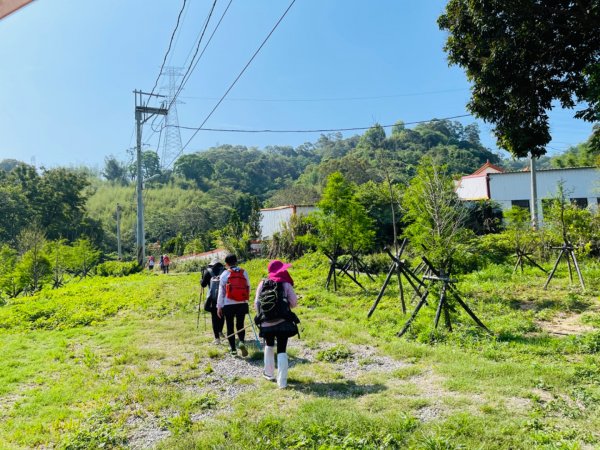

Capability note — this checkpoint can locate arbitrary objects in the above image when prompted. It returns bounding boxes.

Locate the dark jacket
[201,262,224,288]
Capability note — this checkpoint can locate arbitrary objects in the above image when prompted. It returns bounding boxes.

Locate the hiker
[217,254,251,357]
[159,255,165,272]
[201,258,225,344]
[148,255,155,271]
[162,254,171,274]
[254,259,299,388]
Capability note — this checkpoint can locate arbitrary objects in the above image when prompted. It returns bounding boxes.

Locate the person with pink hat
[254,259,299,388]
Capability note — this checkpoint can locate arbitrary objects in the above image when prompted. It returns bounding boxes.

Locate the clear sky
[0,0,594,170]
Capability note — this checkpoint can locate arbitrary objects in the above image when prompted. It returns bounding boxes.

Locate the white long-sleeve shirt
[217,266,251,308]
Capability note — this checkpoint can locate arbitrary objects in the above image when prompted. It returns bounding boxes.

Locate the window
[511,199,530,210]
[570,198,588,208]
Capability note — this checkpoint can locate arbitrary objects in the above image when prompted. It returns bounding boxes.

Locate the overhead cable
[147,0,188,102]
[166,0,219,112]
[171,0,297,167]
[170,113,473,134]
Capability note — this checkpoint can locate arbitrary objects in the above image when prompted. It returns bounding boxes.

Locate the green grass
[0,256,599,449]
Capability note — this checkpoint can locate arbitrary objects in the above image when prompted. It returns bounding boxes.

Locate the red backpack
[226,268,249,301]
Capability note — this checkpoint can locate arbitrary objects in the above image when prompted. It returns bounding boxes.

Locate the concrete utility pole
[116,203,122,260]
[134,90,168,266]
[529,152,539,230]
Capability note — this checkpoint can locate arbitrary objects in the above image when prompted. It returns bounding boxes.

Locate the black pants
[223,303,249,351]
[264,333,289,354]
[210,309,225,339]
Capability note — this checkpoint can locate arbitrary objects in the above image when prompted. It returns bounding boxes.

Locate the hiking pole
[223,324,254,340]
[247,313,263,351]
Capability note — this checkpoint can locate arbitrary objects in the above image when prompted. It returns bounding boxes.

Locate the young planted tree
[16,225,50,295]
[504,206,545,274]
[402,159,471,273]
[46,239,70,288]
[542,181,590,289]
[398,159,490,337]
[303,172,374,291]
[67,238,101,279]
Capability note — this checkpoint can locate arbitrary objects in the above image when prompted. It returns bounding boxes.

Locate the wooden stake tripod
[513,249,547,274]
[337,252,375,283]
[397,263,491,338]
[367,239,426,317]
[323,249,366,292]
[543,242,585,290]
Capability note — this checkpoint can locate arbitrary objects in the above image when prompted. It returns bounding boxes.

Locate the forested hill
[1,118,597,261]
[167,119,500,204]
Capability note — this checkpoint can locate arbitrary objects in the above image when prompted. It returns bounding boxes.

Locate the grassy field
[0,254,599,449]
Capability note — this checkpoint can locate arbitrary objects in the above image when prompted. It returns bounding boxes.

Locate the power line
[178,87,470,103]
[169,113,472,134]
[147,0,188,101]
[171,0,297,167]
[167,0,219,112]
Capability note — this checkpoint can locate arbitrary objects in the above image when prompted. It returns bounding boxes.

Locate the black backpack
[205,267,222,308]
[256,279,290,322]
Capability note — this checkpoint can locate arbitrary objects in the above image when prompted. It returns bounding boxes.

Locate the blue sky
[0,0,594,170]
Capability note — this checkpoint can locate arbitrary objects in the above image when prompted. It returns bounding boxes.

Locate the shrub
[316,345,353,362]
[171,258,206,273]
[361,252,391,275]
[95,261,141,277]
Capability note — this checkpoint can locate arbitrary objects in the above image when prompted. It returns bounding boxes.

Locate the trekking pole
[223,324,254,340]
[247,313,263,351]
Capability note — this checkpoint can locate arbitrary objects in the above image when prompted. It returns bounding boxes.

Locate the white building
[457,163,599,222]
[260,205,316,239]
[455,161,505,200]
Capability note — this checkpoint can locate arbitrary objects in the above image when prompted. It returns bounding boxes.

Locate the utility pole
[134,90,168,266]
[529,152,539,230]
[116,203,122,260]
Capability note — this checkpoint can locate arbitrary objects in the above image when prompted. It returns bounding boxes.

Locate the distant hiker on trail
[159,255,165,272]
[162,255,171,274]
[148,255,155,271]
[254,259,299,388]
[201,258,225,344]
[217,254,251,357]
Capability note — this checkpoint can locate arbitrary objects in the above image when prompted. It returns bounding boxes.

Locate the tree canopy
[439,0,600,157]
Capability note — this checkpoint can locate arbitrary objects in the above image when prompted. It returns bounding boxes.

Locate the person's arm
[254,279,264,310]
[200,270,210,288]
[216,271,228,317]
[243,269,251,299]
[285,283,298,308]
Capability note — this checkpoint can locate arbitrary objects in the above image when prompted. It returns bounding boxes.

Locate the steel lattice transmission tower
[160,67,184,169]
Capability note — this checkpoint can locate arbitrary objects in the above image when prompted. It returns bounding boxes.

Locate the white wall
[489,167,599,221]
[456,176,488,200]
[260,206,317,239]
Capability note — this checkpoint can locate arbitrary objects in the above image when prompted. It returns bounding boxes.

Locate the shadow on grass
[288,379,387,398]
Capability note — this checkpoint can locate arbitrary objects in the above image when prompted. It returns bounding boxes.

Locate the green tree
[402,159,472,272]
[16,225,49,294]
[303,172,374,290]
[0,184,31,245]
[102,155,129,185]
[439,0,600,157]
[67,238,101,278]
[0,245,19,299]
[214,211,251,261]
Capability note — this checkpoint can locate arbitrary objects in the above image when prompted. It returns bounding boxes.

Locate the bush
[95,261,141,277]
[171,258,207,273]
[361,252,391,275]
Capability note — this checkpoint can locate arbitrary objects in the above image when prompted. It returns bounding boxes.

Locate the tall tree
[439,0,600,157]
[402,159,472,272]
[102,156,129,185]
